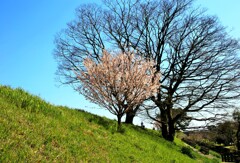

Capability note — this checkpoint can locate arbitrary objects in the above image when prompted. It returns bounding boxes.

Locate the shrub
[181,146,196,159]
[200,146,209,155]
[182,138,197,148]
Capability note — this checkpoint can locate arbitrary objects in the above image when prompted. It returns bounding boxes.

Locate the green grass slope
[0,85,220,162]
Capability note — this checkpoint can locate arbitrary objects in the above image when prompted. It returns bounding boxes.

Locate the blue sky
[1,0,240,125]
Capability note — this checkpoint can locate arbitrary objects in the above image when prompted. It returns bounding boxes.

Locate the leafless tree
[153,108,191,131]
[54,0,240,141]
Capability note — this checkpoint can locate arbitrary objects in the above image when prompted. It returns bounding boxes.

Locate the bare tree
[74,50,160,128]
[54,0,240,141]
[153,108,191,131]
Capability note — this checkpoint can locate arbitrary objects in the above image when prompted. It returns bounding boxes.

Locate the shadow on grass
[77,109,112,130]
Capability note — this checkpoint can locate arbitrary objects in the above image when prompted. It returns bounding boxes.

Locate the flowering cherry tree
[74,50,160,127]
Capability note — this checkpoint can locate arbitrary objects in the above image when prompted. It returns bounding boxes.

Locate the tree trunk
[160,109,175,142]
[160,110,170,140]
[167,120,175,142]
[161,122,175,142]
[125,112,135,124]
[125,105,139,124]
[117,115,122,130]
[161,122,169,140]
[167,105,175,142]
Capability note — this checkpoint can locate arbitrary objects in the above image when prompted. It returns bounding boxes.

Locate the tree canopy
[74,50,160,127]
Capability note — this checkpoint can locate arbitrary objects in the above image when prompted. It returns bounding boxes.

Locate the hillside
[0,85,220,162]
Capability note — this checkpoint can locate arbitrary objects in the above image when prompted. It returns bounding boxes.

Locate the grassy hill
[0,85,220,162]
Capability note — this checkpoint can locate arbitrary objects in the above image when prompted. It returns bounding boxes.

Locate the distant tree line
[183,110,240,153]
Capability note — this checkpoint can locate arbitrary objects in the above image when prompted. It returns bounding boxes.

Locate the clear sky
[1,0,240,126]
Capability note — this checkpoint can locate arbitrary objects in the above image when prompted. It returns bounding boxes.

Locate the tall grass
[0,85,220,162]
